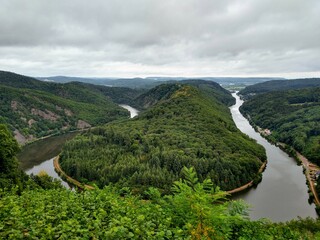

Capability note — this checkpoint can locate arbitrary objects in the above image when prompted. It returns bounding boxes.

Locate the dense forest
[1,123,320,239]
[240,87,320,204]
[60,83,266,193]
[135,80,235,109]
[239,78,320,99]
[0,70,142,143]
[240,88,320,165]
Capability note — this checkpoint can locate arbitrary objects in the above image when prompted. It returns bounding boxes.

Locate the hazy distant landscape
[39,75,284,89]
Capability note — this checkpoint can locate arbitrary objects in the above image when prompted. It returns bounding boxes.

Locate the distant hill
[135,80,234,109]
[239,78,320,98]
[1,71,142,104]
[0,70,141,144]
[39,75,283,89]
[38,76,164,89]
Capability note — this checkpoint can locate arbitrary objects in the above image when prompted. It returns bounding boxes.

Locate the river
[18,106,139,188]
[18,132,79,188]
[230,92,318,221]
[18,99,318,221]
[119,104,139,118]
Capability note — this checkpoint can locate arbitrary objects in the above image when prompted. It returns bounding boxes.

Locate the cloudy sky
[1,0,320,78]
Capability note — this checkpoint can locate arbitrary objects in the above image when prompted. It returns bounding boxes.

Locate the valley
[1,71,320,239]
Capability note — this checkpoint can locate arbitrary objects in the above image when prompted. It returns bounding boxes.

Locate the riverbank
[54,152,267,196]
[53,156,94,190]
[251,126,320,208]
[296,152,320,206]
[19,128,90,147]
[257,128,320,207]
[227,161,267,194]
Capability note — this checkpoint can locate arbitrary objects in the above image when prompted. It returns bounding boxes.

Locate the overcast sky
[1,0,320,78]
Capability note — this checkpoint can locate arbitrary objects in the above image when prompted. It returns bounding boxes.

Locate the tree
[0,124,19,171]
[0,124,24,191]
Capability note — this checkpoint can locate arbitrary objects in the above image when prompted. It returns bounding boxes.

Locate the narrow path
[54,152,267,195]
[296,152,320,206]
[53,156,95,190]
[227,161,267,195]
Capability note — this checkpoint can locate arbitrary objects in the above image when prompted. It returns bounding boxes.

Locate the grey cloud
[0,0,319,77]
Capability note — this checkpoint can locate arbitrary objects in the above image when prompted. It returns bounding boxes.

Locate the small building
[263,129,271,136]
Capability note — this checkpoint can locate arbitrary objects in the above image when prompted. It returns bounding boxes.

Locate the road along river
[230,92,318,222]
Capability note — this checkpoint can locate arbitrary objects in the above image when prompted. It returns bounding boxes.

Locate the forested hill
[180,80,235,106]
[0,70,142,144]
[240,87,320,165]
[0,70,143,104]
[135,80,234,109]
[60,83,266,193]
[239,78,320,99]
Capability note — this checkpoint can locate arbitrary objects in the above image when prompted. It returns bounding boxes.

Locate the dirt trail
[53,156,94,190]
[227,161,267,195]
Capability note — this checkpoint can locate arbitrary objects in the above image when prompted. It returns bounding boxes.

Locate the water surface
[119,104,139,118]
[18,132,78,188]
[18,106,139,188]
[230,93,317,221]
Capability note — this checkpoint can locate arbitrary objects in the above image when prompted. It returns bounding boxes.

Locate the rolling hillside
[0,71,141,144]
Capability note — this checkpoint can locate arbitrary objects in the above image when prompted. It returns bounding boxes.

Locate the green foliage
[60,84,266,193]
[241,88,320,165]
[29,171,64,190]
[0,124,19,163]
[0,124,65,193]
[0,167,319,239]
[169,167,238,239]
[0,124,27,191]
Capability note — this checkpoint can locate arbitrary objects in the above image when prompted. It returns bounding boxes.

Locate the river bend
[230,93,317,221]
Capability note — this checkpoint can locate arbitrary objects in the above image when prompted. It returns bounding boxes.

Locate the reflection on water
[26,158,71,188]
[18,132,78,171]
[18,132,78,188]
[18,105,140,189]
[230,93,317,221]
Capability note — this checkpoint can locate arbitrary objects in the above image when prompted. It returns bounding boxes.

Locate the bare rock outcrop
[77,120,91,129]
[31,108,60,121]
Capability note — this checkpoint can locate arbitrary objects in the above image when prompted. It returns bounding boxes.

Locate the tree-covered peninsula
[60,83,266,193]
